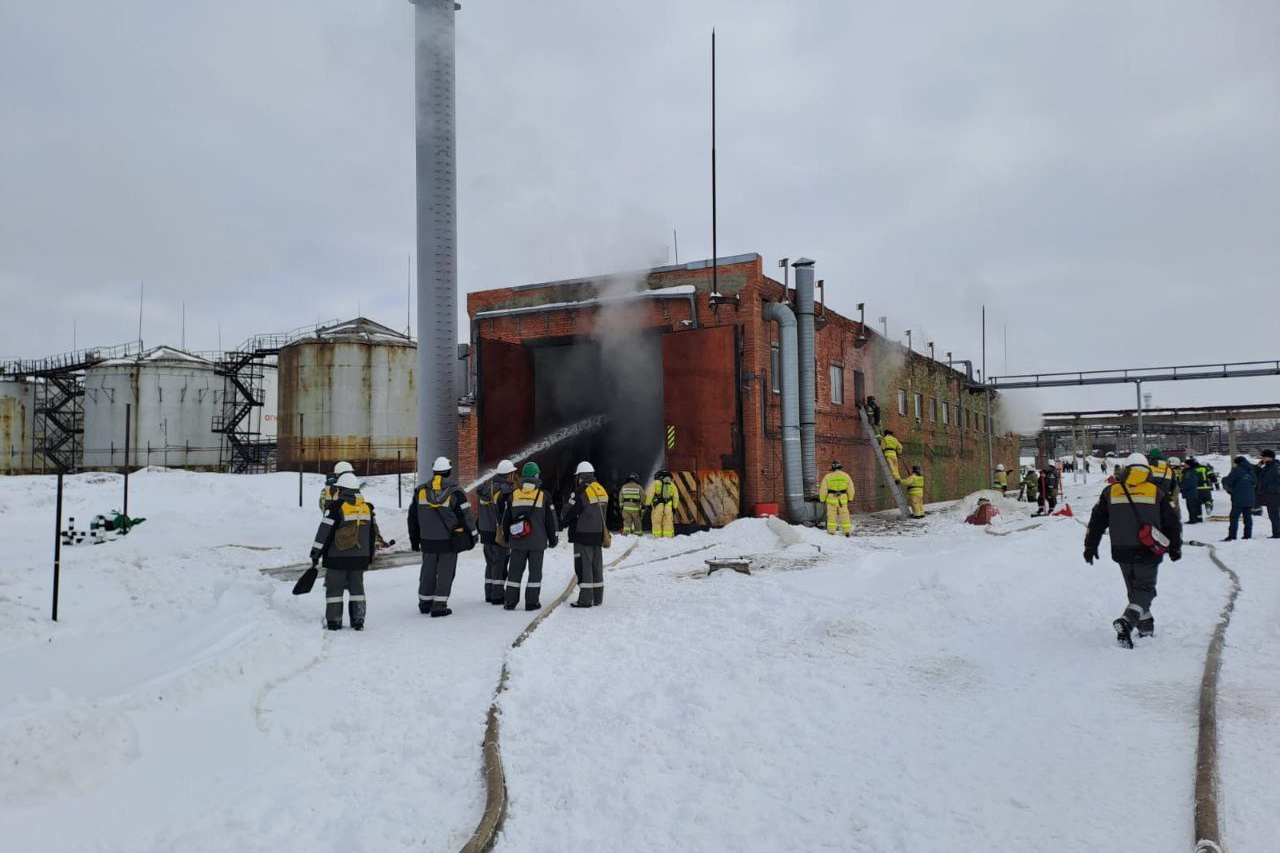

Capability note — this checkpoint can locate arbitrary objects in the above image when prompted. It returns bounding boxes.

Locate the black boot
[430,608,453,618]
[326,621,343,631]
[352,622,365,631]
[1113,605,1141,649]
[419,602,432,614]
[1137,616,1155,638]
[569,602,592,608]
[526,602,542,611]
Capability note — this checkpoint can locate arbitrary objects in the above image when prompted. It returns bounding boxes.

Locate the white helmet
[432,456,452,473]
[996,464,1005,471]
[1168,456,1182,466]
[495,459,516,475]
[575,461,595,475]
[1124,452,1149,468]
[333,461,354,475]
[335,472,361,490]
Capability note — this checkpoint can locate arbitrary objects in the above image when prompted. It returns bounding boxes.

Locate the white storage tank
[0,378,37,474]
[277,318,416,475]
[82,346,223,470]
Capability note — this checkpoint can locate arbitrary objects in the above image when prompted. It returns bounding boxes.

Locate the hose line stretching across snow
[1186,540,1241,853]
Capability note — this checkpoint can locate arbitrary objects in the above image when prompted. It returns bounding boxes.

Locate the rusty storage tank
[276,318,416,475]
[0,378,37,473]
[82,346,224,470]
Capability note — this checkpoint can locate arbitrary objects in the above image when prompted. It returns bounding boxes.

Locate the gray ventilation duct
[793,258,817,496]
[763,301,807,522]
[411,0,459,481]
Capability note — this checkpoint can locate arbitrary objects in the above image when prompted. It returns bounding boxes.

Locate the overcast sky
[2,0,1277,411]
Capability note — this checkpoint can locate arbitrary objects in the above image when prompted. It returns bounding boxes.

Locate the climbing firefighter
[319,460,355,512]
[880,430,903,482]
[408,456,477,618]
[500,462,559,611]
[902,464,926,518]
[648,469,679,538]
[863,396,882,428]
[818,460,854,536]
[309,471,374,631]
[993,463,1008,493]
[476,459,517,604]
[562,461,610,608]
[1083,453,1182,648]
[618,473,646,535]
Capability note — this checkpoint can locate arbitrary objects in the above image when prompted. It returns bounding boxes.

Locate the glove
[411,540,421,552]
[1170,550,1182,562]
[1083,549,1097,565]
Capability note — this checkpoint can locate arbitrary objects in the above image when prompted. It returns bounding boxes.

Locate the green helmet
[1146,447,1164,461]
[521,461,541,478]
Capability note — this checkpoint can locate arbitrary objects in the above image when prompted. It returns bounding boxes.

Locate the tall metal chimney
[792,258,817,497]
[410,0,459,482]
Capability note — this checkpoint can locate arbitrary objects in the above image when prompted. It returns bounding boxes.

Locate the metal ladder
[858,406,912,518]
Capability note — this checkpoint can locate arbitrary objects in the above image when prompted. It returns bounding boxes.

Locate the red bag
[1138,524,1169,556]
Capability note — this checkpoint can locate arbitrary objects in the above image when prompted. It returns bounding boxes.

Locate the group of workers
[307,459,684,630]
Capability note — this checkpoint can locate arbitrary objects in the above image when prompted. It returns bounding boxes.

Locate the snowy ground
[1,463,1276,852]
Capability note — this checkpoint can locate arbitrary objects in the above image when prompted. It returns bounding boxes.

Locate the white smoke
[993,389,1045,435]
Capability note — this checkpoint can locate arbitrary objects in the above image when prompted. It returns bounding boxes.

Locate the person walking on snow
[902,464,926,518]
[618,473,646,535]
[1255,449,1280,538]
[880,430,903,482]
[562,461,610,608]
[1222,456,1258,541]
[1166,456,1184,512]
[309,471,374,631]
[501,462,559,611]
[1146,447,1174,500]
[1083,452,1182,648]
[648,469,679,538]
[476,459,517,604]
[993,463,1008,494]
[1022,468,1040,504]
[319,460,355,512]
[1180,460,1204,523]
[408,457,477,618]
[818,460,855,535]
[1194,459,1214,514]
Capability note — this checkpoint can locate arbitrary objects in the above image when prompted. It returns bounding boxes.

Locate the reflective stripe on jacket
[819,471,854,504]
[619,482,645,510]
[503,479,558,551]
[880,435,902,457]
[563,479,609,545]
[902,474,924,496]
[648,479,679,508]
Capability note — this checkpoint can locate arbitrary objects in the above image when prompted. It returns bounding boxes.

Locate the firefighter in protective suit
[310,471,373,630]
[408,456,477,618]
[647,470,679,538]
[902,464,926,518]
[562,461,609,607]
[501,461,559,611]
[993,463,1008,493]
[818,460,854,536]
[618,473,645,535]
[880,430,903,482]
[476,459,517,604]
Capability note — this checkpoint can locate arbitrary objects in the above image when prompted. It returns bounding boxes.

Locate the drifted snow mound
[950,489,1032,520]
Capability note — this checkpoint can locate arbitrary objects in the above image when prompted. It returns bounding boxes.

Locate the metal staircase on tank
[1,341,142,473]
[857,406,912,518]
[211,320,339,474]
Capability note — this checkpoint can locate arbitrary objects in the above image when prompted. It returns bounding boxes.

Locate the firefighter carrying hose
[880,430,903,482]
[648,469,679,538]
[619,473,645,535]
[818,460,854,536]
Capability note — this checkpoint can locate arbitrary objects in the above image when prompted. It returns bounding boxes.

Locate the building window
[913,393,923,420]
[897,389,907,414]
[829,364,844,405]
[942,401,950,425]
[770,345,780,394]
[928,397,937,423]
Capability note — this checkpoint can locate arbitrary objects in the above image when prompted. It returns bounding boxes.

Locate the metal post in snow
[124,403,131,517]
[298,413,305,508]
[1135,380,1145,450]
[52,471,64,621]
[398,450,403,508]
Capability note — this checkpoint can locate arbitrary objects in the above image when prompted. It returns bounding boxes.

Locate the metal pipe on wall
[763,301,806,522]
[793,258,817,496]
[411,0,459,481]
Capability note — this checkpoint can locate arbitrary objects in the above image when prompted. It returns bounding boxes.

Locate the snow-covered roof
[95,345,215,368]
[293,317,413,346]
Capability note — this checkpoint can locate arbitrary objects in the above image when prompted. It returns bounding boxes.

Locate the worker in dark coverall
[501,462,559,611]
[1083,453,1182,647]
[408,456,477,618]
[310,472,374,631]
[562,461,610,608]
[476,459,516,604]
[1256,449,1280,538]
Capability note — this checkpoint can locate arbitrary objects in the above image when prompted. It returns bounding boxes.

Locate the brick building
[457,253,1018,526]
